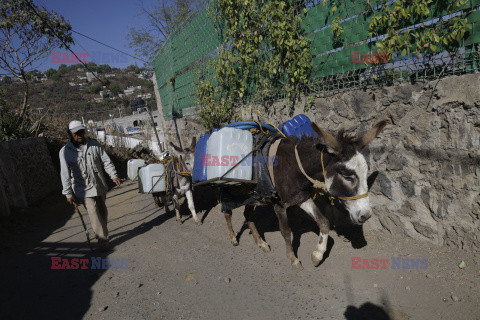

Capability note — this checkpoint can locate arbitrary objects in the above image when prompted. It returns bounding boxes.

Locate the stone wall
[156,73,480,251]
[0,137,61,210]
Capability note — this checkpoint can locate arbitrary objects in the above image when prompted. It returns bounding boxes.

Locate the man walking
[60,120,121,250]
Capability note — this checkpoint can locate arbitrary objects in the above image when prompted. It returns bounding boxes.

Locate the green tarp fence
[153,0,480,120]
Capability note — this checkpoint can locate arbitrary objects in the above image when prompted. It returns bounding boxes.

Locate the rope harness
[252,120,287,138]
[294,144,368,205]
[154,156,192,195]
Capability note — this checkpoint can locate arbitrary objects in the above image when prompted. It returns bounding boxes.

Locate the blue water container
[192,134,210,183]
[281,114,317,139]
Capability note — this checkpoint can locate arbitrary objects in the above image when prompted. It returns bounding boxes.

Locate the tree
[1,75,11,84]
[126,0,199,64]
[0,0,73,120]
[0,89,6,112]
[100,76,111,87]
[99,64,112,73]
[45,68,59,80]
[102,97,115,110]
[88,84,102,94]
[109,82,122,96]
[86,62,98,72]
[125,64,139,73]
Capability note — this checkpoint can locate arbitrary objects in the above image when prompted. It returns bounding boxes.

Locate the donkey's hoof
[176,218,183,225]
[230,238,239,246]
[311,251,324,267]
[259,242,271,253]
[292,259,304,271]
[194,219,203,226]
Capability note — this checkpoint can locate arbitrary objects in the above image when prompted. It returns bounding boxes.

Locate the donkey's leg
[153,194,161,207]
[185,189,201,225]
[273,203,302,270]
[162,195,169,213]
[299,198,331,267]
[223,210,238,246]
[173,194,182,224]
[244,205,270,252]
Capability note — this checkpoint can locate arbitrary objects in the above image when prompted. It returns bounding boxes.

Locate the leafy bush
[0,113,43,141]
[0,90,43,141]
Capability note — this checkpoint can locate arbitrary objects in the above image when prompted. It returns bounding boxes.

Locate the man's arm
[59,148,76,204]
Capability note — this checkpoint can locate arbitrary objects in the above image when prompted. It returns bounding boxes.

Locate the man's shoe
[97,238,112,252]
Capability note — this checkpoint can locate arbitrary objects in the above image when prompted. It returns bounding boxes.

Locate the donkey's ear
[186,137,197,153]
[311,122,342,154]
[169,142,183,153]
[356,120,388,150]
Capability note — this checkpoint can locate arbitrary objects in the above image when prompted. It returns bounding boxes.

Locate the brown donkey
[222,120,387,269]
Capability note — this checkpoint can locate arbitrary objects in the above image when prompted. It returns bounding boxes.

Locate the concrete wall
[0,180,10,216]
[0,137,61,210]
[96,110,163,134]
[155,72,480,252]
[96,133,163,157]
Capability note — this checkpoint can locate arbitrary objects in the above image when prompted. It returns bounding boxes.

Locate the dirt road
[1,181,479,319]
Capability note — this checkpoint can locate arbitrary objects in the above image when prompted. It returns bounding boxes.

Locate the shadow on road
[0,194,106,319]
[344,302,392,320]
[231,196,368,264]
[343,274,395,320]
[171,185,219,224]
[0,183,171,319]
[109,209,174,246]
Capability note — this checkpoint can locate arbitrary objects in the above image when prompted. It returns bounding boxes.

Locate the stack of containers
[138,164,166,193]
[192,129,220,183]
[127,159,146,180]
[206,127,253,182]
[281,114,317,139]
[193,122,278,184]
[192,133,211,183]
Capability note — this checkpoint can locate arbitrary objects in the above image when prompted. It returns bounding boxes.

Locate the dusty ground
[1,181,479,320]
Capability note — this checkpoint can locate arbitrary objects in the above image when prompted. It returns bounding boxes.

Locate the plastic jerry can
[138,164,166,193]
[206,127,253,181]
[127,159,146,180]
[281,114,318,139]
[192,134,210,183]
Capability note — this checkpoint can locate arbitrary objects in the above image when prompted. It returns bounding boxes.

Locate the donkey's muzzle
[358,212,372,224]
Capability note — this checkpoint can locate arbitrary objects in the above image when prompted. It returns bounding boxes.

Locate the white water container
[127,159,146,180]
[138,164,166,193]
[206,127,253,181]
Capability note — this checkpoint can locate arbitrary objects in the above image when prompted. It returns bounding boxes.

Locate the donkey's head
[169,137,197,169]
[311,120,387,225]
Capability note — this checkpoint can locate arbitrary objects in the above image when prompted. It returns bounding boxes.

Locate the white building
[137,93,152,99]
[86,72,98,82]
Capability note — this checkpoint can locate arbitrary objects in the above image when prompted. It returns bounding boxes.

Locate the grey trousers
[84,195,108,241]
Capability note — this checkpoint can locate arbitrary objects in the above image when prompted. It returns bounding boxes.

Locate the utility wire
[72,30,149,64]
[24,1,146,123]
[25,1,121,87]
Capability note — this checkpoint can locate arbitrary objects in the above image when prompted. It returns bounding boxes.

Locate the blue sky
[34,0,152,71]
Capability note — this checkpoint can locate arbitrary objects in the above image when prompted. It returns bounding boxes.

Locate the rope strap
[336,194,369,201]
[294,145,328,194]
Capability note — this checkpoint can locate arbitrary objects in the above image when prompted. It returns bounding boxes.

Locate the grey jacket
[60,138,118,199]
